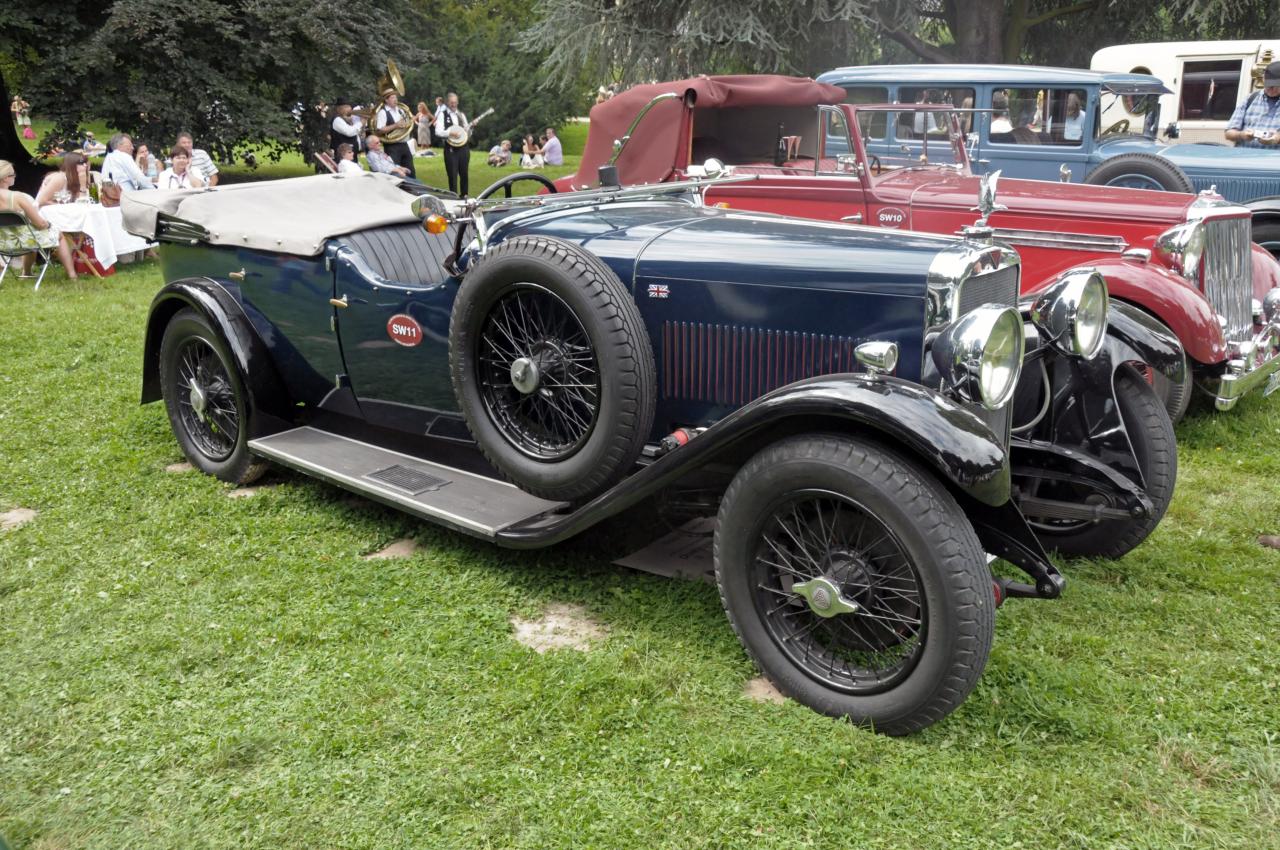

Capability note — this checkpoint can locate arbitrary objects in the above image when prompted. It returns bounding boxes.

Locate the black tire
[449,235,655,502]
[715,434,995,736]
[1151,347,1193,424]
[1083,153,1194,193]
[159,309,265,485]
[1029,366,1176,559]
[1252,220,1280,259]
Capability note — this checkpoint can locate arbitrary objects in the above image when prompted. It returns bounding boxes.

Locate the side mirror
[836,153,862,176]
[411,194,447,219]
[597,164,621,188]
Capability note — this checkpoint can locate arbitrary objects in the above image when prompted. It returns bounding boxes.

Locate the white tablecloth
[41,203,118,269]
[104,205,154,257]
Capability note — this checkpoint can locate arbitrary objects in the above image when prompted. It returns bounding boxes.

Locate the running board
[248,427,567,539]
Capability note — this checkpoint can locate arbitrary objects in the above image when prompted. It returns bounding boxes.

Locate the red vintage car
[556,75,1280,420]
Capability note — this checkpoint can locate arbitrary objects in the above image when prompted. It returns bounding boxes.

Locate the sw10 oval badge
[876,207,907,228]
[386,314,424,347]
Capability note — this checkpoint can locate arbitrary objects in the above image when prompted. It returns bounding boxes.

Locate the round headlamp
[1030,270,1109,359]
[1153,220,1206,281]
[931,305,1025,410]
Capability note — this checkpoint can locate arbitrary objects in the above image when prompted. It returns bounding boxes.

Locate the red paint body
[559,79,1280,368]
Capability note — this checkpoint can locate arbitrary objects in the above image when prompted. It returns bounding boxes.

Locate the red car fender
[1027,258,1226,365]
[1251,243,1280,302]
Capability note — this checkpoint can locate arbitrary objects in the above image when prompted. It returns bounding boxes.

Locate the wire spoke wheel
[476,282,601,461]
[172,337,240,461]
[751,488,927,694]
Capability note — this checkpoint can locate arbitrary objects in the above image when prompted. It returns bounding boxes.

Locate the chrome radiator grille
[1202,216,1254,342]
[958,264,1019,315]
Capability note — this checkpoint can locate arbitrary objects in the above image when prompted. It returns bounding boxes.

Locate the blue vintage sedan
[121,169,1179,734]
[818,65,1280,250]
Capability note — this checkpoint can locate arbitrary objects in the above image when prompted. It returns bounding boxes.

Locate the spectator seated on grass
[336,143,363,175]
[520,134,544,168]
[542,127,563,166]
[0,160,77,280]
[487,139,512,166]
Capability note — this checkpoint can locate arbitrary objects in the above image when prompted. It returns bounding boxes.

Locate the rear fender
[1085,256,1226,365]
[142,279,295,437]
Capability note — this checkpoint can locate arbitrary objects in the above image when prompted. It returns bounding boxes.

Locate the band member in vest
[330,98,363,158]
[374,90,415,173]
[435,92,470,196]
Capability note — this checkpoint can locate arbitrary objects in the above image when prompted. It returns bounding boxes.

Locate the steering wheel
[476,171,559,200]
[869,155,882,177]
[1102,119,1130,137]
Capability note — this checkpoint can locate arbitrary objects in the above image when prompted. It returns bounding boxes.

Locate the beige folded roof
[122,172,419,256]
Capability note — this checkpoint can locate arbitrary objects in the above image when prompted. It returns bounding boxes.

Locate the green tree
[403,0,589,149]
[0,0,420,167]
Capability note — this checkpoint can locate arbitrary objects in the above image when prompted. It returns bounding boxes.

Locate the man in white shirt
[330,98,364,156]
[435,92,470,196]
[176,132,219,186]
[542,127,563,165]
[373,91,415,173]
[102,134,155,191]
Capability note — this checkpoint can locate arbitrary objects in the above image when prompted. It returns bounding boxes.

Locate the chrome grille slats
[958,265,1019,318]
[1202,217,1253,342]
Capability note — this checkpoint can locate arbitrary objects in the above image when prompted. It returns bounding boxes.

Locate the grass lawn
[2,261,1279,849]
[17,118,590,189]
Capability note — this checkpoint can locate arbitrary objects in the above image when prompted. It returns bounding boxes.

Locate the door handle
[841,213,864,224]
[228,268,245,281]
[329,295,349,308]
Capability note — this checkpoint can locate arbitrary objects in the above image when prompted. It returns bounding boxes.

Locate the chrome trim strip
[1211,322,1280,410]
[990,228,1128,253]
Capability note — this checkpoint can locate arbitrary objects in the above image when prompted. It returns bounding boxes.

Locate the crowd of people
[324,88,566,196]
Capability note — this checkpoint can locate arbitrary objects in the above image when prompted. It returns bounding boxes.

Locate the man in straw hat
[373,88,415,174]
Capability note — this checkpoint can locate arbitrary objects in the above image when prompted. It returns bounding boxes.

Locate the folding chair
[314,152,339,173]
[0,210,53,290]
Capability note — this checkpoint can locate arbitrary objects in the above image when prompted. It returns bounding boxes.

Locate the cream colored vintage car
[1092,40,1280,144]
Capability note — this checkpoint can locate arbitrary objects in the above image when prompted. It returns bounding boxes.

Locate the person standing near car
[435,92,470,196]
[1225,61,1280,148]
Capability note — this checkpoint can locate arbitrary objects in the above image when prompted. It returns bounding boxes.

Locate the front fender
[1084,257,1226,365]
[142,279,295,437]
[497,374,1013,550]
[1251,242,1280,301]
[1101,298,1186,382]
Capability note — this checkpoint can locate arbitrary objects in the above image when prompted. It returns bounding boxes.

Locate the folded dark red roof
[562,75,846,189]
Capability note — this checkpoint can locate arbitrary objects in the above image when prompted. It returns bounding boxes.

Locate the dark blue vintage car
[123,169,1180,734]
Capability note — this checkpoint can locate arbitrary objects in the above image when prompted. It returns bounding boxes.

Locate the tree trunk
[944,0,1008,63]
[0,68,49,194]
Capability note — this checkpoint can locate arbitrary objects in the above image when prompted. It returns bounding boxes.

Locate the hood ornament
[971,169,1007,228]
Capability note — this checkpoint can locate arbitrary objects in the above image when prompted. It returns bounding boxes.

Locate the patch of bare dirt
[511,603,607,653]
[1258,535,1280,550]
[363,538,421,559]
[744,677,788,705]
[165,462,194,473]
[0,508,37,531]
[226,486,267,499]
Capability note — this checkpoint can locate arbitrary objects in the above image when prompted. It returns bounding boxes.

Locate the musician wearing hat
[330,98,364,158]
[374,89,416,173]
[435,92,471,196]
[1226,61,1280,148]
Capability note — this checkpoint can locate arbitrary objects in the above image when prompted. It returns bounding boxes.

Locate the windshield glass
[853,107,971,175]
[1099,92,1161,138]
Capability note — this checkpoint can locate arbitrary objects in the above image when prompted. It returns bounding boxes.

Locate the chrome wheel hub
[510,357,540,395]
[792,576,861,619]
[189,383,208,420]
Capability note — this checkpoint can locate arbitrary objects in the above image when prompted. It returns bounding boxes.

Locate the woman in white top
[157,147,206,189]
[520,134,544,168]
[1062,93,1085,142]
[0,160,77,279]
[35,152,93,206]
[336,143,363,175]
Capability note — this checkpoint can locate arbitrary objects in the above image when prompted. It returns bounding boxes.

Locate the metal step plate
[249,427,566,539]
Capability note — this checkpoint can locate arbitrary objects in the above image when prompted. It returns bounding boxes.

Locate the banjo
[445,107,494,148]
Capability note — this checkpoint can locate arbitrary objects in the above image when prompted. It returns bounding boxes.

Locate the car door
[330,225,464,436]
[974,85,1093,182]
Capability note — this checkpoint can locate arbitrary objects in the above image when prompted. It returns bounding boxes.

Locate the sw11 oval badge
[386,314,424,347]
[876,207,907,228]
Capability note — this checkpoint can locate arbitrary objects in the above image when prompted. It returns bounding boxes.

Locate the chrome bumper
[1213,320,1280,410]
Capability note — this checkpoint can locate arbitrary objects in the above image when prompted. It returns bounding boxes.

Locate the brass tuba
[373,60,414,144]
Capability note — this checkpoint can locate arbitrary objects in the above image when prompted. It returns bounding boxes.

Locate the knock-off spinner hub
[510,357,540,394]
[792,576,862,618]
[189,383,209,419]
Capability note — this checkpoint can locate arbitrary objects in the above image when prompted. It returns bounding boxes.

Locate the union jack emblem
[647,283,670,299]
